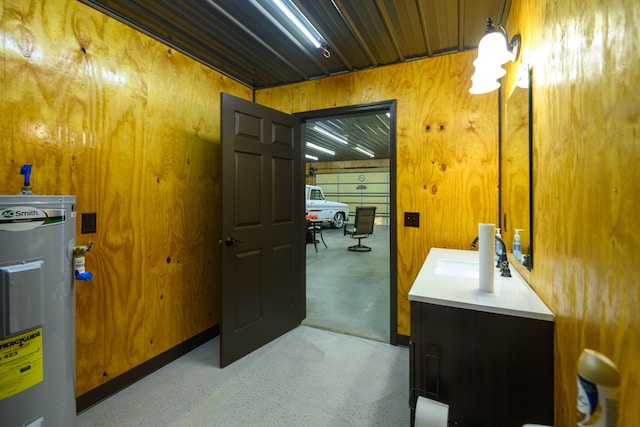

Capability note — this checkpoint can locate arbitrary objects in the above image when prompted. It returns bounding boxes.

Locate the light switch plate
[404,212,419,227]
[82,212,97,234]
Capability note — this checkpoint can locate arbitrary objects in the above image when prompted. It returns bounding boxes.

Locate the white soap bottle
[513,229,523,262]
[494,228,502,263]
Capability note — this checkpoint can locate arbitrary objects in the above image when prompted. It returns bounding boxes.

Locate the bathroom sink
[434,258,479,278]
[409,248,554,322]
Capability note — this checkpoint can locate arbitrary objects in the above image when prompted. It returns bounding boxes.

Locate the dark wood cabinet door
[410,302,554,427]
[469,309,554,426]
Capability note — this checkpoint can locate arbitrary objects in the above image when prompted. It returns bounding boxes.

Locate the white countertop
[408,248,554,321]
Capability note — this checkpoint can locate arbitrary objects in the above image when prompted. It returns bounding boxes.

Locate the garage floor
[303,224,390,342]
[76,326,409,427]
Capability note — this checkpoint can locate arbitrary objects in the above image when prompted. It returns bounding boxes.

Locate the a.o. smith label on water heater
[0,207,66,231]
[0,328,44,400]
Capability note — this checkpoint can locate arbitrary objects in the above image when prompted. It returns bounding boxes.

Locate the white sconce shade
[470,57,506,94]
[477,32,513,65]
[472,58,507,80]
[469,18,521,95]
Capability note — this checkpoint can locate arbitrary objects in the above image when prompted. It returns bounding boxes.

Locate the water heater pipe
[73,242,94,281]
[20,164,33,195]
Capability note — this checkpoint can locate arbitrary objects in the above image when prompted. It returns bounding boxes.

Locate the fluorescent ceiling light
[313,125,348,144]
[305,154,319,161]
[307,142,335,155]
[272,0,323,49]
[355,146,375,158]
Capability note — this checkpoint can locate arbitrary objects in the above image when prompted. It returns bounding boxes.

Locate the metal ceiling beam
[331,0,379,67]
[294,1,355,73]
[374,0,405,62]
[247,0,332,77]
[416,0,434,56]
[458,0,465,52]
[207,0,310,82]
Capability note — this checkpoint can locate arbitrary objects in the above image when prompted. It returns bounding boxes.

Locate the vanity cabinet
[410,300,554,427]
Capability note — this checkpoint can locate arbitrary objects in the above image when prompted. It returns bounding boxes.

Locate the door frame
[296,100,399,345]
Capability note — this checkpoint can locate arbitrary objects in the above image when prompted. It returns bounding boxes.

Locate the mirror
[501,67,532,270]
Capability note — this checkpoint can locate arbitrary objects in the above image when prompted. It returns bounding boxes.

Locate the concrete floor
[76,326,409,426]
[303,224,390,342]
[76,224,404,426]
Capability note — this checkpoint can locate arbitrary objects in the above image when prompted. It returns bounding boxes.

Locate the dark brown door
[220,93,305,367]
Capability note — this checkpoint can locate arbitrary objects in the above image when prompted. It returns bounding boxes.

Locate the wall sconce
[469,18,521,94]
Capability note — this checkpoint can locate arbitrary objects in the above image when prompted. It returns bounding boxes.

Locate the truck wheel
[331,212,345,229]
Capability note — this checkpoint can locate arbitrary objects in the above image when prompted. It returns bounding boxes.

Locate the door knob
[225,237,241,246]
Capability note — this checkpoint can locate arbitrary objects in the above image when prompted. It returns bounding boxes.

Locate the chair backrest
[353,206,376,235]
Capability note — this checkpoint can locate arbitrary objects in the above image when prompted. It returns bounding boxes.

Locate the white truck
[305,185,349,229]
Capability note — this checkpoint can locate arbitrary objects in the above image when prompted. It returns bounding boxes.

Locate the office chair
[344,206,376,252]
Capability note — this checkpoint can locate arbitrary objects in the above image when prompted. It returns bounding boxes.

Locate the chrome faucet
[471,236,512,277]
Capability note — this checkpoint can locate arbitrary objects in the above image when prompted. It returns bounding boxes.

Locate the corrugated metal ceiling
[306,111,391,163]
[78,0,511,90]
[77,0,511,163]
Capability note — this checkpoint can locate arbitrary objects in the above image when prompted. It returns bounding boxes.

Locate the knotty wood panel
[0,0,251,395]
[257,52,498,337]
[505,0,639,424]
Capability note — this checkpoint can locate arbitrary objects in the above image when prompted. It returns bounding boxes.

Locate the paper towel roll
[478,223,495,293]
[415,396,449,427]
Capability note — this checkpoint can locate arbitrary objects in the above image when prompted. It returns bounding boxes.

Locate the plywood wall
[257,53,499,337]
[505,0,640,424]
[0,0,252,395]
[5,2,634,423]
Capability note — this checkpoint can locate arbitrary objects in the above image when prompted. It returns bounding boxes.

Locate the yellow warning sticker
[0,328,44,400]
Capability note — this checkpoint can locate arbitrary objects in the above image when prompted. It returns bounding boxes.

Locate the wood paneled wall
[505,0,640,424]
[4,2,635,423]
[0,0,251,395]
[257,53,499,337]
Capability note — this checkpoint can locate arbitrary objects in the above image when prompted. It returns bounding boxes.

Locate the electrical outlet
[82,212,97,234]
[404,212,419,228]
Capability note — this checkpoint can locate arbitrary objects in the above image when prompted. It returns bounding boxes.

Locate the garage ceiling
[78,0,511,162]
[305,110,391,163]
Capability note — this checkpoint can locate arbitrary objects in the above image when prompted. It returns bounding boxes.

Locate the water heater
[0,194,77,427]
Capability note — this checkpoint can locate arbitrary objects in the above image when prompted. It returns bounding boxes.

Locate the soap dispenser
[495,228,502,263]
[513,229,523,262]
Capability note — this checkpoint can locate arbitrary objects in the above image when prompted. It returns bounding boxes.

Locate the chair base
[348,244,371,252]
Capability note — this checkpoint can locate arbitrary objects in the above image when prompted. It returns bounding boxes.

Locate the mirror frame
[500,66,533,273]
[527,67,533,270]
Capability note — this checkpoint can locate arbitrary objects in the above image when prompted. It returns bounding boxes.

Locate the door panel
[221,93,304,367]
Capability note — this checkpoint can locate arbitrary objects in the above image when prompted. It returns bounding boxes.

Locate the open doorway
[296,101,397,345]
